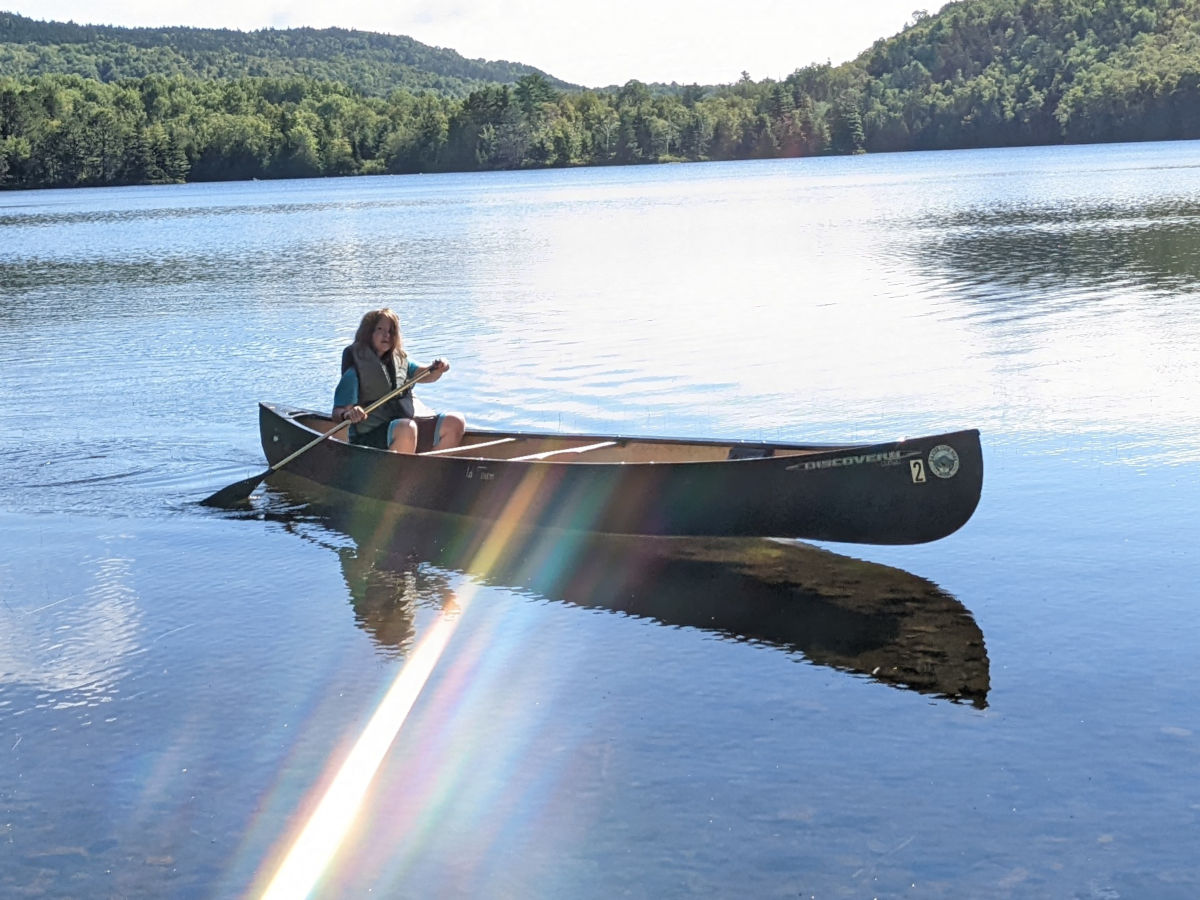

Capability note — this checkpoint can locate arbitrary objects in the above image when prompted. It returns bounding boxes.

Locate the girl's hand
[430,358,450,374]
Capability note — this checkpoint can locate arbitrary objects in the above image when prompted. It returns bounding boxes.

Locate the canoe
[258,402,983,544]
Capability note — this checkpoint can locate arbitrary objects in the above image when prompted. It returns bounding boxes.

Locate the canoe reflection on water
[264,474,990,708]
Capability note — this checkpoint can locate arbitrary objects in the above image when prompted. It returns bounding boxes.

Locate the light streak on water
[257,464,588,898]
[260,609,460,899]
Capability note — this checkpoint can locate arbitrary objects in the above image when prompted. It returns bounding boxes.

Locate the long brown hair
[353,308,404,356]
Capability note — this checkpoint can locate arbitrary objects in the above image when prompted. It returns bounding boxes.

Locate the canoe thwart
[420,437,518,457]
[509,441,618,462]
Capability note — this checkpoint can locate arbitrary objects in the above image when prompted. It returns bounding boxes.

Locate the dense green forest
[856,0,1200,147]
[1,0,1198,190]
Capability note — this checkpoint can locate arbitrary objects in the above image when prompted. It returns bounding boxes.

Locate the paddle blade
[199,470,269,507]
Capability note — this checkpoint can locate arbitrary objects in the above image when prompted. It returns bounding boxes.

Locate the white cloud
[8,0,918,86]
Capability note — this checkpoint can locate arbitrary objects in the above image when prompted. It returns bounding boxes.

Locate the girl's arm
[332,368,365,422]
[411,357,450,383]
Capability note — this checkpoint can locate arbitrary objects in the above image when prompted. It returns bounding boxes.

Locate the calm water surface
[2,142,1199,898]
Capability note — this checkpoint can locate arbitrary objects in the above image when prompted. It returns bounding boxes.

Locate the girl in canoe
[331,308,466,453]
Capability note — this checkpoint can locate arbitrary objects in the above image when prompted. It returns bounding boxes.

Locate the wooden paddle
[200,365,433,507]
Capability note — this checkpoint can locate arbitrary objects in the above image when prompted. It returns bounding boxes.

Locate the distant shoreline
[5,0,1200,190]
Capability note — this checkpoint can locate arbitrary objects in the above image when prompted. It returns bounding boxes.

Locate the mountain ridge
[0,11,576,97]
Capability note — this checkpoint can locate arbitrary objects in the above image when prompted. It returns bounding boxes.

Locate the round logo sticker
[928,444,960,479]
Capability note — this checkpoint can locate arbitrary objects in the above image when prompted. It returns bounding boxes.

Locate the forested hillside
[0,12,567,96]
[854,0,1200,148]
[1,0,1198,190]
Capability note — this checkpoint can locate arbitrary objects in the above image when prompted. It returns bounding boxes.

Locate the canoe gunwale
[278,404,905,465]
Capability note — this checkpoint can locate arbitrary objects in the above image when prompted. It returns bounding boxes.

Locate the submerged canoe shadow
[264,474,990,708]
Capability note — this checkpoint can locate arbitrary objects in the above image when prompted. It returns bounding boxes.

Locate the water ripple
[1,547,142,706]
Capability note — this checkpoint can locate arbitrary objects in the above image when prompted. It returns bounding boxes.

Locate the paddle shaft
[268,364,434,473]
[201,364,432,505]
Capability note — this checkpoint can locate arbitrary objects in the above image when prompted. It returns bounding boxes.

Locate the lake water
[2,142,1199,898]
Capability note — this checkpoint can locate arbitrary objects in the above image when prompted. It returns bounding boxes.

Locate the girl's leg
[388,419,419,454]
[438,412,466,449]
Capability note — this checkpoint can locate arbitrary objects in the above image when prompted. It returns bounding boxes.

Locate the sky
[6,0,927,87]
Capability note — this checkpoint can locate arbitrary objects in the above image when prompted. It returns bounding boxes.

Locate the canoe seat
[509,441,618,462]
[728,446,775,460]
